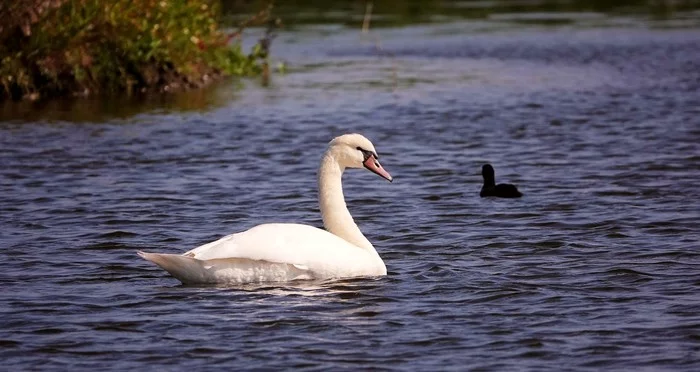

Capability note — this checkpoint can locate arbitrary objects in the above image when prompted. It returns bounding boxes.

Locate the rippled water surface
[2,18,700,370]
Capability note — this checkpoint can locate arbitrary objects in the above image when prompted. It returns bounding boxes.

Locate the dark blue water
[2,17,700,370]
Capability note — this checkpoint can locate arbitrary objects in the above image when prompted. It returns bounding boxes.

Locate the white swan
[138,133,393,284]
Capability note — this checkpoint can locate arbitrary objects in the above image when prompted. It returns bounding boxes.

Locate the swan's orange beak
[363,155,393,182]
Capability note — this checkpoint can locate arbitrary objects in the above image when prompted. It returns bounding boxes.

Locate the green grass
[0,0,272,101]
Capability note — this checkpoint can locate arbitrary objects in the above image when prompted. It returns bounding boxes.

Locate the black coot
[480,164,522,198]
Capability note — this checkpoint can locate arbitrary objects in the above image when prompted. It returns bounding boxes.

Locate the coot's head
[482,164,495,179]
[481,164,496,187]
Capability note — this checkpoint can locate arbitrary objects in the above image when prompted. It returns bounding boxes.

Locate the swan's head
[328,133,393,182]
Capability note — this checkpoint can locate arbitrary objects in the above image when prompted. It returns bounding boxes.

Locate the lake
[1,8,699,371]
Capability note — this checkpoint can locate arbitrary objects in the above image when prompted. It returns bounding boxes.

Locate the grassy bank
[0,0,273,101]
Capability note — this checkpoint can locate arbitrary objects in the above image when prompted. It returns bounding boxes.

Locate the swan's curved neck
[318,151,374,250]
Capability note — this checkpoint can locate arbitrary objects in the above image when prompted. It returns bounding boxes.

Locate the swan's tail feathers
[137,251,313,284]
[138,251,210,284]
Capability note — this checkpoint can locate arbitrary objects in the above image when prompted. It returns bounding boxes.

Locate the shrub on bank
[0,0,271,101]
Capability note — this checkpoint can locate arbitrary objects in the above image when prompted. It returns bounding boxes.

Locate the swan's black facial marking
[356,146,379,160]
[356,146,392,182]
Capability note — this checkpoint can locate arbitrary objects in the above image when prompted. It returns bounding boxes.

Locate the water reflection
[225,0,700,27]
[0,79,246,123]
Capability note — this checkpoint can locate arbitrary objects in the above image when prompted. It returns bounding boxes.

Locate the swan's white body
[138,134,393,284]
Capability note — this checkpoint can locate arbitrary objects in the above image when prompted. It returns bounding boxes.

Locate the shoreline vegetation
[0,0,277,101]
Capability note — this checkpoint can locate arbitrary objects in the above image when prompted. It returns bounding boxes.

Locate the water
[2,16,700,371]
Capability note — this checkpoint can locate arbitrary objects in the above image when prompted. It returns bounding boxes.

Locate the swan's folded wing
[180,223,362,267]
[182,233,237,258]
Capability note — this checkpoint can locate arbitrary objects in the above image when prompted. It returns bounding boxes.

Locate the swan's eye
[357,147,370,159]
[356,146,379,160]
